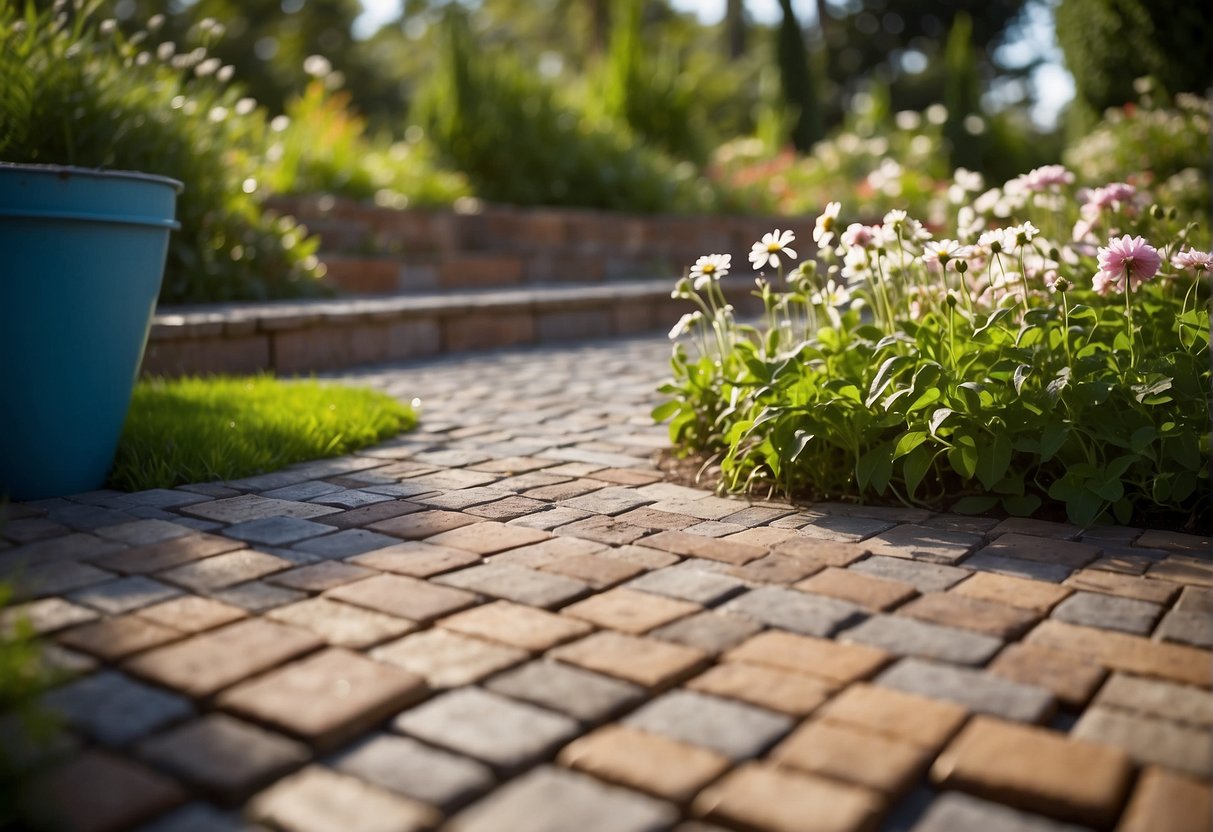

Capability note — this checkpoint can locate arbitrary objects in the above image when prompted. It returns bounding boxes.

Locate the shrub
[414,10,727,214]
[657,165,1210,530]
[0,1,327,304]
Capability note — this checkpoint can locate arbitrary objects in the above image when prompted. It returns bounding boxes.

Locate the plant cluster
[109,375,416,491]
[657,164,1210,529]
[413,11,730,214]
[0,1,331,304]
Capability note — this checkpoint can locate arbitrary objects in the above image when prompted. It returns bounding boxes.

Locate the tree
[944,13,982,169]
[776,0,822,151]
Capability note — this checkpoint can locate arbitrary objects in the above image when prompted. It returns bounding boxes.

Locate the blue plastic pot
[0,164,181,500]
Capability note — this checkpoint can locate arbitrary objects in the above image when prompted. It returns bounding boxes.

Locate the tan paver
[136,595,247,633]
[539,553,646,588]
[795,567,917,611]
[368,509,480,539]
[686,661,834,716]
[559,724,730,803]
[57,614,183,660]
[267,561,376,592]
[325,574,478,623]
[158,550,292,592]
[425,521,551,555]
[724,631,893,685]
[249,766,439,832]
[1063,568,1181,604]
[772,537,869,566]
[815,682,969,752]
[693,762,884,832]
[640,530,767,566]
[730,553,821,584]
[549,631,708,690]
[1026,619,1212,688]
[92,532,246,574]
[1116,766,1213,832]
[900,592,1040,638]
[438,599,592,652]
[350,541,481,577]
[181,494,339,523]
[562,587,700,634]
[371,628,528,688]
[723,526,798,548]
[124,618,323,698]
[771,719,930,798]
[931,716,1134,827]
[219,648,427,749]
[987,643,1108,708]
[267,597,416,648]
[951,571,1072,612]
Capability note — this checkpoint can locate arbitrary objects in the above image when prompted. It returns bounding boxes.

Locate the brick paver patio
[2,335,1210,832]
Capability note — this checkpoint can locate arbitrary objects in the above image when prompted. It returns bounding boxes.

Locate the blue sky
[354,0,1074,126]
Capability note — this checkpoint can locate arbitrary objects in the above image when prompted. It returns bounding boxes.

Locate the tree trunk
[725,0,746,60]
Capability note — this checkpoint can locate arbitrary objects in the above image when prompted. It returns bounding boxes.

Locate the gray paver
[433,563,589,608]
[848,556,971,592]
[210,581,307,612]
[799,514,893,541]
[95,519,195,546]
[1071,707,1212,778]
[222,517,335,546]
[563,487,655,516]
[331,733,495,811]
[42,670,194,746]
[485,660,644,724]
[451,765,678,832]
[623,689,793,760]
[1154,608,1213,648]
[134,803,249,832]
[310,489,396,509]
[911,792,1092,832]
[719,586,866,637]
[626,565,748,606]
[393,687,581,773]
[841,614,1004,665]
[291,529,400,558]
[650,611,764,654]
[865,524,983,565]
[67,576,181,614]
[1052,591,1164,635]
[878,658,1055,723]
[963,552,1073,583]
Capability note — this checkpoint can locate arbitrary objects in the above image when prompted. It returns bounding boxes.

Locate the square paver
[1025,619,1211,688]
[181,495,339,523]
[899,592,1040,639]
[136,596,247,634]
[549,631,708,690]
[219,648,428,750]
[720,586,866,637]
[425,521,552,555]
[639,530,766,566]
[393,687,581,774]
[849,556,971,592]
[350,541,481,577]
[42,670,194,746]
[135,714,310,803]
[692,762,884,832]
[438,599,591,652]
[267,597,416,648]
[326,574,478,622]
[650,611,763,655]
[1063,568,1181,605]
[877,658,1055,723]
[864,524,982,565]
[840,614,1004,665]
[209,580,306,612]
[485,660,644,724]
[248,766,438,832]
[222,517,335,547]
[371,629,528,688]
[0,597,99,635]
[1092,673,1213,729]
[987,643,1107,708]
[771,718,929,798]
[559,724,730,803]
[124,618,323,699]
[57,614,183,661]
[68,576,181,614]
[451,765,678,832]
[266,561,377,592]
[158,550,292,592]
[795,567,918,611]
[912,792,1096,832]
[331,733,495,812]
[368,509,481,539]
[931,715,1133,828]
[433,563,588,609]
[538,553,646,588]
[563,487,656,516]
[687,660,835,716]
[92,533,247,575]
[816,682,969,752]
[1071,707,1211,778]
[1051,591,1164,635]
[626,565,748,605]
[623,689,793,760]
[562,587,700,634]
[292,529,401,558]
[725,630,892,685]
[1115,766,1213,832]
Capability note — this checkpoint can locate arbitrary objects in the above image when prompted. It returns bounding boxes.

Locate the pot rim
[0,162,184,193]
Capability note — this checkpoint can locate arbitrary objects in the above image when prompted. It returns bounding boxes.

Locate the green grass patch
[109,376,416,491]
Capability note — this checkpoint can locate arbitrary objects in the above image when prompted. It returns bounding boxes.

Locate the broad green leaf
[866,355,913,408]
[650,401,680,422]
[1039,424,1069,462]
[1002,494,1041,516]
[929,408,953,437]
[857,444,893,493]
[947,435,978,480]
[952,495,999,514]
[902,445,932,499]
[1013,364,1032,395]
[976,433,1013,490]
[893,431,928,460]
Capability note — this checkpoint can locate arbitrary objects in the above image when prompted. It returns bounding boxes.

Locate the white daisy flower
[749,229,798,271]
[689,253,731,290]
[811,279,851,307]
[813,202,841,247]
[668,311,702,340]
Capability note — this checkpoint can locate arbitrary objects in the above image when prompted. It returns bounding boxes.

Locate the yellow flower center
[767,242,781,252]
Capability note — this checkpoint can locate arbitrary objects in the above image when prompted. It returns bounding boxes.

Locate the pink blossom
[841,222,880,249]
[1082,182,1137,213]
[1017,164,1075,192]
[1094,235,1161,294]
[1171,248,1213,272]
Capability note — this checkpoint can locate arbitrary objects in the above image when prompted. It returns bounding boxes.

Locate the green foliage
[414,10,726,213]
[0,1,328,304]
[1056,0,1213,113]
[943,13,982,171]
[774,0,820,152]
[659,167,1210,530]
[1065,86,1210,216]
[109,375,416,491]
[255,79,470,208]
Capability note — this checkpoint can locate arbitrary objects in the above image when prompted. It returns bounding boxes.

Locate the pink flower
[1082,182,1137,213]
[1094,235,1161,294]
[1171,248,1213,272]
[841,222,880,249]
[1017,164,1075,192]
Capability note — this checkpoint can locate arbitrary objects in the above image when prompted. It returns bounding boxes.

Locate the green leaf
[947,435,978,480]
[1045,367,1071,403]
[1131,375,1172,404]
[976,433,1013,490]
[866,355,913,408]
[789,430,815,462]
[1002,494,1042,516]
[650,401,680,422]
[857,444,893,493]
[1013,364,1032,395]
[1064,488,1105,527]
[893,431,928,460]
[907,387,942,413]
[952,495,999,514]
[929,408,953,437]
[1039,424,1069,462]
[902,445,932,499]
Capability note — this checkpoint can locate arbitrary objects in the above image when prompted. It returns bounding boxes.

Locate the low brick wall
[266,196,807,294]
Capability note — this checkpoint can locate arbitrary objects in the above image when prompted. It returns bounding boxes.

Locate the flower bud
[956,260,969,274]
[1150,204,1165,220]
[1054,276,1072,292]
